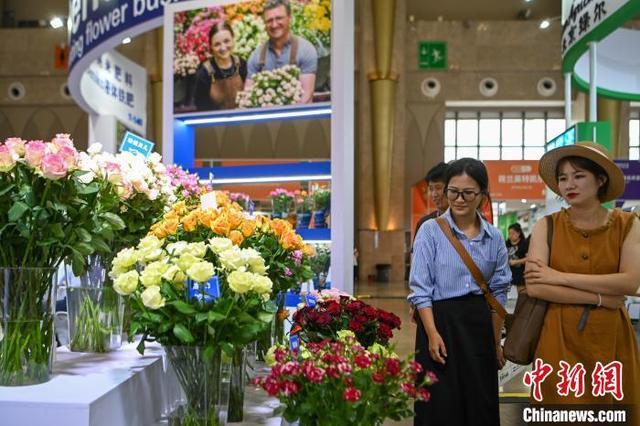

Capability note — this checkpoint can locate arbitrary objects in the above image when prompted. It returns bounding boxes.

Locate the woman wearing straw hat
[525,141,640,414]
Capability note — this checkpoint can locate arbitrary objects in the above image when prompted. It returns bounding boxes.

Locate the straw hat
[538,141,624,202]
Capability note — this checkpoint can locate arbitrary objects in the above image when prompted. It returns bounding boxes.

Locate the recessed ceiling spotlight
[539,19,551,30]
[521,199,528,204]
[122,37,132,45]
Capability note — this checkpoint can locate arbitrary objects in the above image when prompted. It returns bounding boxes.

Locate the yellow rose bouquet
[111,232,277,424]
[110,235,275,354]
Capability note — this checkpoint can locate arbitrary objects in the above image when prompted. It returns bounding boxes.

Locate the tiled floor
[356,280,530,426]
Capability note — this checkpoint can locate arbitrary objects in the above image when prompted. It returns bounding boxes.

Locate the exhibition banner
[561,0,628,57]
[485,160,546,200]
[69,0,189,71]
[80,50,147,135]
[170,0,332,114]
[615,160,640,200]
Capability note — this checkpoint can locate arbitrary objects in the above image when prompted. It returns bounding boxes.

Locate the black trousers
[414,294,500,426]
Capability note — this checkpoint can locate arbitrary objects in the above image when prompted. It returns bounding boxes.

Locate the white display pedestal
[0,343,182,426]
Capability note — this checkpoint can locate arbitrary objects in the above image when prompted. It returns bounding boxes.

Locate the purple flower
[292,250,303,266]
[284,267,293,277]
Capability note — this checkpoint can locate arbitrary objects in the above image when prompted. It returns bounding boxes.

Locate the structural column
[369,0,397,231]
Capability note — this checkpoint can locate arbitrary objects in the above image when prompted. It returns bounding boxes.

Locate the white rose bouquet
[232,15,268,61]
[236,65,304,108]
[110,235,275,356]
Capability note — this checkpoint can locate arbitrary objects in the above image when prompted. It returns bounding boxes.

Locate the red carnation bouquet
[291,295,402,348]
[253,332,436,425]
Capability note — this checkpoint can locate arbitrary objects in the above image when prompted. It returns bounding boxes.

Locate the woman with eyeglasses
[409,158,511,426]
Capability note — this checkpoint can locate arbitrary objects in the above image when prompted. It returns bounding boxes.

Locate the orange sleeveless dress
[534,208,640,420]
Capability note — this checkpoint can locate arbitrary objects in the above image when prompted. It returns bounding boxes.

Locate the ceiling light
[122,37,132,45]
[50,17,64,29]
[521,199,528,203]
[182,107,332,126]
[200,174,332,185]
[530,204,537,209]
[539,19,551,30]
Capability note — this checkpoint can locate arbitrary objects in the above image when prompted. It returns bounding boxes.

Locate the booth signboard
[170,0,332,115]
[120,131,154,158]
[561,0,628,57]
[79,50,147,135]
[545,121,611,152]
[485,160,546,200]
[615,160,640,200]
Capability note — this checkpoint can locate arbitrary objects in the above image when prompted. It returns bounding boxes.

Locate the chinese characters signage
[120,131,154,158]
[614,160,640,200]
[561,0,628,57]
[524,358,624,402]
[79,50,147,135]
[485,160,546,200]
[418,41,447,70]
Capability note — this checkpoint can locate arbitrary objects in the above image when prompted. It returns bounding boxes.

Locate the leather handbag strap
[436,217,507,319]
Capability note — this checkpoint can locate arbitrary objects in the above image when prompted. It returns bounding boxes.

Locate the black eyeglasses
[445,188,482,202]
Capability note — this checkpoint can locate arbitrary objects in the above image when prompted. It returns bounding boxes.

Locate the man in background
[245,0,318,104]
[409,162,449,322]
[413,162,449,238]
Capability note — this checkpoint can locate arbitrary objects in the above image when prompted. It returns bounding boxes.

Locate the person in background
[414,162,449,238]
[409,158,511,425]
[244,0,318,104]
[353,247,359,282]
[194,22,248,111]
[506,223,528,293]
[525,142,640,411]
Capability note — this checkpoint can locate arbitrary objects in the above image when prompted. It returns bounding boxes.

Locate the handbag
[502,215,553,365]
[435,217,507,319]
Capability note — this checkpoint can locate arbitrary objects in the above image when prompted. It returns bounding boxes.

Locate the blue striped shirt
[408,209,511,309]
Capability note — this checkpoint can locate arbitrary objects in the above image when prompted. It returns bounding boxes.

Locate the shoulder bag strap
[436,217,507,319]
[546,215,553,258]
[203,60,216,83]
[258,42,268,71]
[289,36,299,65]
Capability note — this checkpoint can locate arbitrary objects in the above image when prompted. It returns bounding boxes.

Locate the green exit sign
[418,41,447,70]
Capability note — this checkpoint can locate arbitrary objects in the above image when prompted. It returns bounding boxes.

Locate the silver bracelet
[597,293,602,307]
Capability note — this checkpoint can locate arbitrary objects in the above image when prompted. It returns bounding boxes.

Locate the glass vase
[165,346,230,426]
[227,346,247,422]
[65,255,124,353]
[0,267,57,386]
[66,287,124,352]
[272,295,287,346]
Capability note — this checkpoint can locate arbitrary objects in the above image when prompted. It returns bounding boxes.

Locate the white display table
[0,343,182,426]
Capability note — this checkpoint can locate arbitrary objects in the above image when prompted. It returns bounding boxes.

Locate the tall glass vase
[0,267,57,386]
[227,346,247,422]
[65,256,124,353]
[272,295,287,346]
[165,346,230,426]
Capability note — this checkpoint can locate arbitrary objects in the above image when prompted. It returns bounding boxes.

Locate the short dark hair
[508,223,525,240]
[445,158,489,193]
[208,21,234,44]
[425,162,448,184]
[555,156,609,202]
[264,0,291,16]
